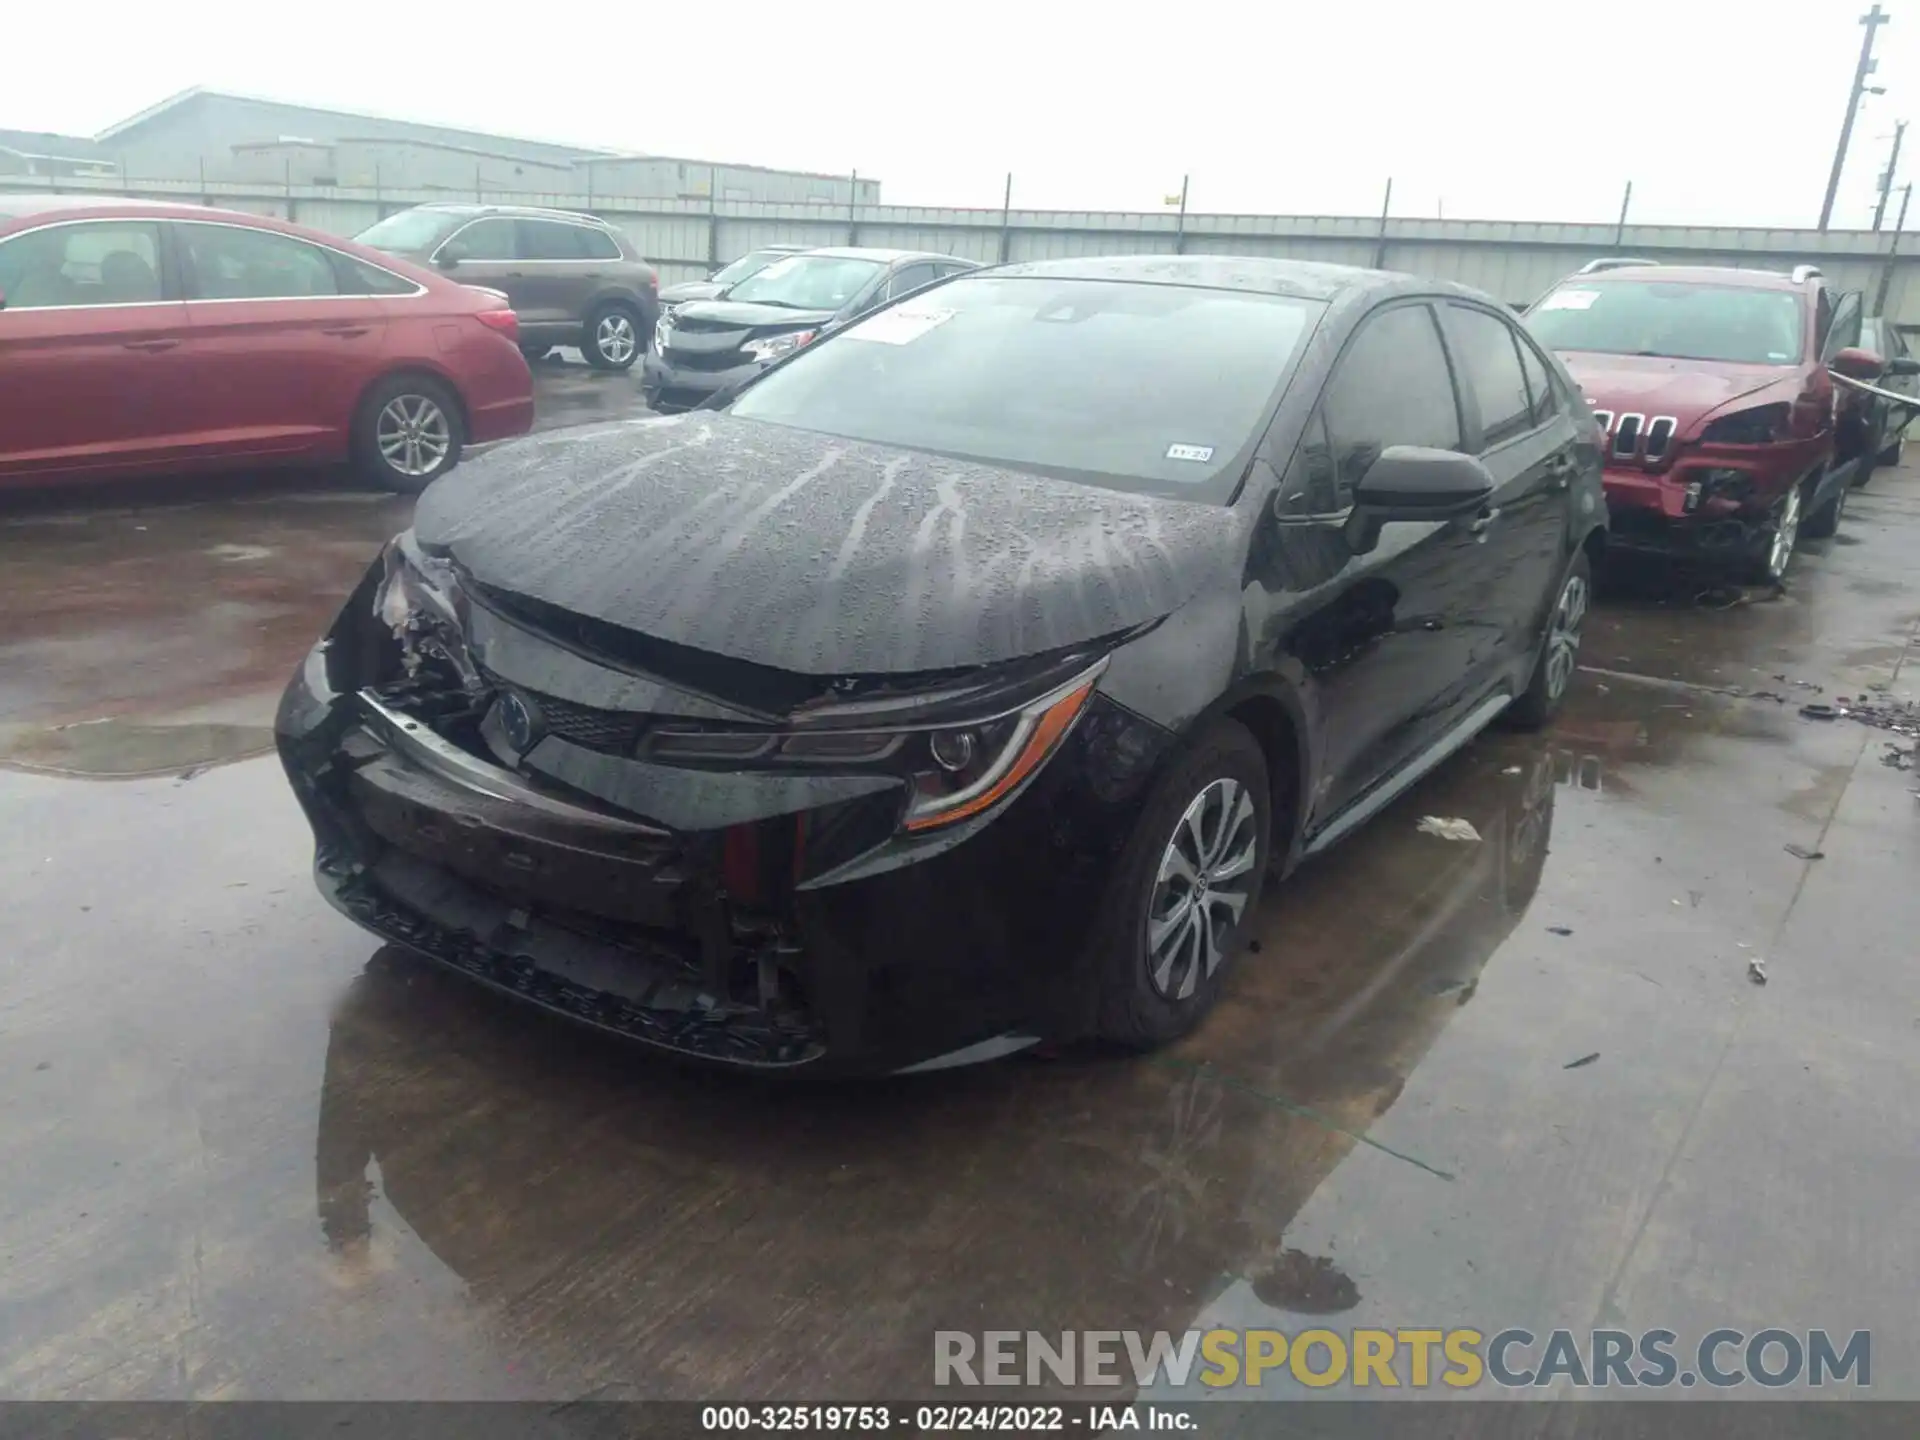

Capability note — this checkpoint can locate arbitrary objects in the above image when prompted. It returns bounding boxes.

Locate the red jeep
[1526,260,1886,583]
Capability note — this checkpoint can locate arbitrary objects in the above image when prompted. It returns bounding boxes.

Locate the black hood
[669,299,839,332]
[413,414,1244,676]
[659,279,725,305]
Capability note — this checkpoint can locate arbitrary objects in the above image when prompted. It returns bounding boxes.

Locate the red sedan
[0,195,534,494]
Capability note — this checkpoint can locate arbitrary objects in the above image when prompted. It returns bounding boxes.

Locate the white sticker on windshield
[844,307,954,345]
[1165,443,1215,462]
[1538,289,1600,312]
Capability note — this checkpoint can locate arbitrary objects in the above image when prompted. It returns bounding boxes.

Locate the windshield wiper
[737,297,802,309]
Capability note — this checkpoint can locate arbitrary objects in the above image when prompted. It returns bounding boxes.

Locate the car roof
[989,253,1456,303]
[799,246,971,264]
[1571,264,1803,292]
[0,192,252,223]
[409,201,614,226]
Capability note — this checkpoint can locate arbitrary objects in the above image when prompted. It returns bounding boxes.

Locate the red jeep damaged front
[1562,352,1831,554]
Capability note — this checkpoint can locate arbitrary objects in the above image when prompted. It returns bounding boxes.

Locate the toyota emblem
[497,690,542,752]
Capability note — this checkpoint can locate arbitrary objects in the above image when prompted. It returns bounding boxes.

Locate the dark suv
[1526,260,1878,582]
[356,204,659,372]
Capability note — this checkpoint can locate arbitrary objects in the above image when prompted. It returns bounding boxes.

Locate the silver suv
[356,203,660,371]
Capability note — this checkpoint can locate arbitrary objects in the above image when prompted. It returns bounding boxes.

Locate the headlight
[653,315,673,353]
[901,669,1103,832]
[1701,402,1790,445]
[743,329,817,363]
[639,660,1107,833]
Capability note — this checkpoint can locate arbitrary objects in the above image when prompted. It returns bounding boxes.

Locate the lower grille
[535,693,645,753]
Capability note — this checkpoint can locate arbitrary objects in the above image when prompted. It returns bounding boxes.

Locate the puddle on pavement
[0,717,275,778]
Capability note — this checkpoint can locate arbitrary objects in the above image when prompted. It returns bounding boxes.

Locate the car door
[1439,301,1576,673]
[1882,323,1917,450]
[0,217,198,481]
[432,215,519,313]
[512,219,603,338]
[1821,289,1870,488]
[175,220,388,458]
[1260,299,1489,822]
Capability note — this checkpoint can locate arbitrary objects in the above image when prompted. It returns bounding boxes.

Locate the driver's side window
[1277,302,1463,517]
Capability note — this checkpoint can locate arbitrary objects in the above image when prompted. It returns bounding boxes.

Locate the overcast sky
[7,0,1918,229]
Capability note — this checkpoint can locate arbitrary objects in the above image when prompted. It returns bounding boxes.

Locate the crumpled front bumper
[275,626,1165,1073]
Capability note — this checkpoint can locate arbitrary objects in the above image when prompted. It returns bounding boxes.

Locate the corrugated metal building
[87,87,879,204]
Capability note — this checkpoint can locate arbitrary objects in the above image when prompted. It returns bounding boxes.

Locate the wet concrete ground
[3,367,1917,1403]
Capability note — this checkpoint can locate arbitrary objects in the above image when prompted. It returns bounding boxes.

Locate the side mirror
[1889,356,1920,378]
[1830,346,1887,381]
[1354,446,1496,516]
[434,243,466,270]
[1346,446,1496,554]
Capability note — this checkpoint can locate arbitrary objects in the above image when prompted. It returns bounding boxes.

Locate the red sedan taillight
[473,308,520,344]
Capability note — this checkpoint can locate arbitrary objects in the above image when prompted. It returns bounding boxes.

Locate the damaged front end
[1596,399,1826,561]
[278,534,1169,1072]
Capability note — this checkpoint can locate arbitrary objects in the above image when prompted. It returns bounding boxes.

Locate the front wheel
[1803,472,1847,540]
[1505,549,1590,730]
[584,303,642,371]
[1087,719,1272,1048]
[1742,483,1803,585]
[352,374,465,495]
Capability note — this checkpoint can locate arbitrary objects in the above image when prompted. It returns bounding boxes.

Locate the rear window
[355,209,463,253]
[729,275,1322,500]
[1528,280,1804,366]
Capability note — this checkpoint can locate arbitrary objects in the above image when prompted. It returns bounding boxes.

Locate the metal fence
[9,172,1920,323]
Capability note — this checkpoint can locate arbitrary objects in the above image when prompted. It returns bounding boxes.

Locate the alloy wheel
[1146,778,1259,1001]
[1768,486,1803,581]
[376,395,451,478]
[1545,570,1588,702]
[596,312,638,364]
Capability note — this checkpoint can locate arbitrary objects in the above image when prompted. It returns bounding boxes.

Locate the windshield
[1528,280,1805,365]
[354,209,464,253]
[712,249,796,287]
[729,275,1322,499]
[724,254,883,309]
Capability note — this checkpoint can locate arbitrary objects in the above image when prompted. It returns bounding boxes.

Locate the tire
[584,302,642,371]
[520,344,553,363]
[1741,482,1804,585]
[1505,550,1591,731]
[1803,472,1846,540]
[1876,432,1903,470]
[1087,719,1272,1048]
[351,373,465,496]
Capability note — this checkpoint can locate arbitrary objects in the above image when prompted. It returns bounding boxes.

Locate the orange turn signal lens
[902,679,1096,832]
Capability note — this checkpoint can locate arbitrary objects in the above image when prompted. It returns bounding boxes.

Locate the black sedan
[642,246,977,411]
[278,256,1607,1073]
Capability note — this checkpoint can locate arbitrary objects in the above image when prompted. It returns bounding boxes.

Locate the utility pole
[1877,181,1913,313]
[1874,120,1907,229]
[1820,4,1891,230]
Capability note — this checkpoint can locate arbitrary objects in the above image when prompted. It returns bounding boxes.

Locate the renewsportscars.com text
[934,1327,1870,1390]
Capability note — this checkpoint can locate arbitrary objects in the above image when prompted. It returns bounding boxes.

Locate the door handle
[1468,506,1502,535]
[123,338,179,352]
[320,325,371,338]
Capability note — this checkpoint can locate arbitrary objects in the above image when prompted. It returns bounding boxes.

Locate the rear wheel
[584,302,642,371]
[1087,720,1271,1048]
[1877,431,1903,470]
[1506,550,1590,730]
[352,374,464,495]
[520,344,554,363]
